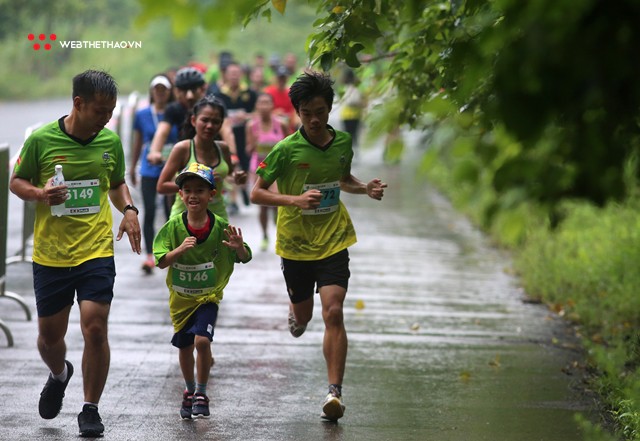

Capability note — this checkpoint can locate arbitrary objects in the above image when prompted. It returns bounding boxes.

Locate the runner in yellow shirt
[250,70,387,422]
[10,69,141,437]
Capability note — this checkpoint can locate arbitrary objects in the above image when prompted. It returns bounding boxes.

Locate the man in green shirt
[10,69,141,437]
[250,70,387,422]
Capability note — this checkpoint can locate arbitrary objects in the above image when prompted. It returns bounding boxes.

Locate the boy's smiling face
[178,177,216,213]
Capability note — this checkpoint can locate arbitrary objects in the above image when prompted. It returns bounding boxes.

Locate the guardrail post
[1,142,32,337]
[1,143,16,346]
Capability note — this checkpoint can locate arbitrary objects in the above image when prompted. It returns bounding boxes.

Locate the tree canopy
[137,0,640,225]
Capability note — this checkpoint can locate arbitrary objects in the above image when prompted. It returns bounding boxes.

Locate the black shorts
[280,249,350,304]
[171,302,219,349]
[33,256,116,317]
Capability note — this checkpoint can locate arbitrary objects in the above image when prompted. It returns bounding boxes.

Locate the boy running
[153,162,251,419]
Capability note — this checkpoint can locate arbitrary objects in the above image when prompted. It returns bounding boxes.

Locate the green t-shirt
[13,118,125,267]
[153,211,252,332]
[256,126,357,260]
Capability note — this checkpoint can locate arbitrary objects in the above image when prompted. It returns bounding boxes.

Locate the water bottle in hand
[50,164,66,217]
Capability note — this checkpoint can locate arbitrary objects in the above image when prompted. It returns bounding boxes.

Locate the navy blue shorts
[33,256,116,317]
[281,249,350,304]
[171,302,219,349]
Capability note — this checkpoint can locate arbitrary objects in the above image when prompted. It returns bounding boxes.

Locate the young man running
[250,70,387,421]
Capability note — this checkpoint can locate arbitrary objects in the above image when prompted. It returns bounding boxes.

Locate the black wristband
[123,204,139,215]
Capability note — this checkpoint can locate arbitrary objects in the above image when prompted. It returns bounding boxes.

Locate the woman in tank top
[157,95,247,220]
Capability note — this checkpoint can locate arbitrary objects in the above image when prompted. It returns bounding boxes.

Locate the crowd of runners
[9,51,386,437]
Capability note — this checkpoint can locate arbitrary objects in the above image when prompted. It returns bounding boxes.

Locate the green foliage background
[0,0,316,99]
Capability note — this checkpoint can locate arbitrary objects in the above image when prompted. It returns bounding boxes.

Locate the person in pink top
[246,92,289,251]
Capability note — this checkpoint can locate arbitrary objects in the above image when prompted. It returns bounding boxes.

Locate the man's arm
[10,173,67,206]
[109,180,141,254]
[340,174,387,200]
[250,175,321,210]
[220,120,237,154]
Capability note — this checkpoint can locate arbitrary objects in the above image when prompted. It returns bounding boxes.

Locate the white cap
[149,75,172,89]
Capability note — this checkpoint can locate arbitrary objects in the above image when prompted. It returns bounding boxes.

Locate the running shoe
[288,312,306,338]
[321,386,345,422]
[180,391,193,419]
[141,258,155,274]
[227,202,239,216]
[77,404,104,437]
[39,360,74,419]
[192,393,210,418]
[260,237,269,252]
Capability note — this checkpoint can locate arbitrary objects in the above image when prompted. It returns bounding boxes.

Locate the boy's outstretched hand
[223,225,250,262]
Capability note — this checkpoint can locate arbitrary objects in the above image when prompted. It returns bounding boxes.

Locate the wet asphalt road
[0,100,596,440]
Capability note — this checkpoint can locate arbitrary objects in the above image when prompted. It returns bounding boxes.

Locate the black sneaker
[191,393,210,418]
[39,360,74,419]
[180,391,193,419]
[78,404,104,437]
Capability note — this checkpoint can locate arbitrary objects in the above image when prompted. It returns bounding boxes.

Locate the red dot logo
[28,32,56,51]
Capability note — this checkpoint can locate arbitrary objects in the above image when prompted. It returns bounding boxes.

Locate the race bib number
[59,179,101,216]
[171,262,217,295]
[301,181,341,215]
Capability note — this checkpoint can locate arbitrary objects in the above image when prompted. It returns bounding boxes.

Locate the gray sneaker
[321,387,345,422]
[288,312,306,338]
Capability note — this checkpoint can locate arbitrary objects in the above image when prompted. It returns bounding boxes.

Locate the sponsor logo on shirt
[297,163,310,169]
[258,161,268,169]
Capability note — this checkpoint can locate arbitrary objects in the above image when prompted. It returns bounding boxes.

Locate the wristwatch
[123,204,139,215]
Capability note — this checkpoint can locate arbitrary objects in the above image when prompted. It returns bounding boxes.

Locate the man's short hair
[72,70,118,102]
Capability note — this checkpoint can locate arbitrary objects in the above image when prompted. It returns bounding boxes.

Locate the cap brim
[150,76,172,89]
[175,172,215,189]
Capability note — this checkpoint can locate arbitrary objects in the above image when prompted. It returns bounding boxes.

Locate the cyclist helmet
[174,67,205,90]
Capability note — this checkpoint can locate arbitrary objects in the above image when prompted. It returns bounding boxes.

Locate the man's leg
[319,284,347,421]
[38,305,72,375]
[79,300,111,404]
[37,305,75,420]
[318,285,347,386]
[290,296,314,327]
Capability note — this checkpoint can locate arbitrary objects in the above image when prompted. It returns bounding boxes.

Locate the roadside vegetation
[423,138,640,440]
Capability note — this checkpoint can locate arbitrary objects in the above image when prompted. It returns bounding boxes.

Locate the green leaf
[345,43,364,67]
[320,52,334,71]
